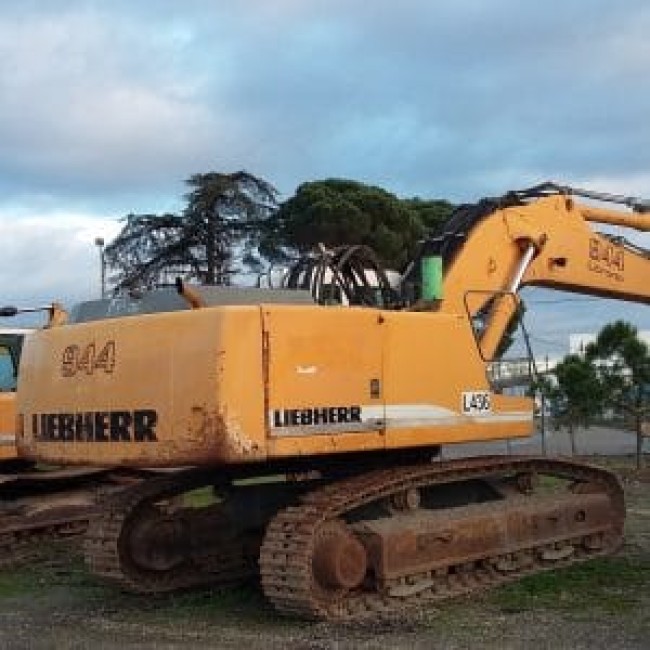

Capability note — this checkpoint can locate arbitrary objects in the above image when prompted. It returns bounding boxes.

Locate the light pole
[94,237,106,299]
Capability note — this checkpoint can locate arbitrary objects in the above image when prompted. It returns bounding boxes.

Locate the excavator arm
[428,184,650,358]
[522,193,650,300]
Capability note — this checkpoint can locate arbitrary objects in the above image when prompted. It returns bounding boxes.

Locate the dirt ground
[0,456,648,650]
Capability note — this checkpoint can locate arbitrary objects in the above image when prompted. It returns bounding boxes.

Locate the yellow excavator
[8,183,650,620]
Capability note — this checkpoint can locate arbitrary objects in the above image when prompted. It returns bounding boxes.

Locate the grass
[148,585,303,628]
[0,568,38,598]
[0,547,300,630]
[490,557,650,616]
[3,549,647,621]
[182,486,219,508]
[182,475,288,508]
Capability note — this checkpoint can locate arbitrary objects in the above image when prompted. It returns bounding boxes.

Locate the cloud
[3,1,650,200]
[0,211,121,305]
[0,6,232,200]
[1,1,649,347]
[521,288,650,358]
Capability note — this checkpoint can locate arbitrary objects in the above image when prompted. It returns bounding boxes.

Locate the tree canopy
[585,320,650,467]
[546,320,650,464]
[260,178,453,270]
[105,171,278,290]
[585,321,650,401]
[551,353,605,454]
[105,174,454,291]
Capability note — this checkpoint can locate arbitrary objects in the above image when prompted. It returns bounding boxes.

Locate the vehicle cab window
[0,345,17,392]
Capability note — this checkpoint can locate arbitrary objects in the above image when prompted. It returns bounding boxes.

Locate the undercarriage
[82,455,624,621]
[0,465,153,567]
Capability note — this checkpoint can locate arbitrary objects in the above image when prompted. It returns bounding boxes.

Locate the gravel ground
[0,455,648,650]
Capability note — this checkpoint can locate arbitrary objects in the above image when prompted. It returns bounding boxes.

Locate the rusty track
[0,468,151,568]
[0,508,95,568]
[84,469,258,593]
[259,456,624,621]
[79,455,624,619]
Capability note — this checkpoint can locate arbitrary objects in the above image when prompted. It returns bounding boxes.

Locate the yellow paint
[0,392,18,461]
[18,304,532,466]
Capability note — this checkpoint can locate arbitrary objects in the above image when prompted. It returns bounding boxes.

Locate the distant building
[570,331,650,355]
[479,328,650,392]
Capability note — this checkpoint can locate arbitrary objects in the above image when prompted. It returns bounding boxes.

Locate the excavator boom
[424,184,649,358]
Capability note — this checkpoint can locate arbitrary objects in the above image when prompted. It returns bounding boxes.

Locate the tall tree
[585,320,650,468]
[105,171,278,290]
[260,179,453,270]
[551,354,605,455]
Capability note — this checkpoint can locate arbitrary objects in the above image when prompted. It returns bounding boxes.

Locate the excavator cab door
[261,306,386,443]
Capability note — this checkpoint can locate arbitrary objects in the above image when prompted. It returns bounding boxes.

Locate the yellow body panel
[0,392,18,461]
[381,311,530,449]
[18,307,266,466]
[18,304,532,468]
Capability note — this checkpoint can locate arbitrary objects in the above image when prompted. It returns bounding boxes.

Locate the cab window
[0,345,17,392]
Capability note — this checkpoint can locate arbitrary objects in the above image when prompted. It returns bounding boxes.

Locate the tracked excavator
[9,182,650,620]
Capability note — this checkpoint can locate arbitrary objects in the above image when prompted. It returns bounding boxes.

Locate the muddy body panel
[18,305,531,468]
[18,307,267,466]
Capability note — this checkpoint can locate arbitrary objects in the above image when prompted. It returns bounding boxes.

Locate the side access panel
[263,305,386,458]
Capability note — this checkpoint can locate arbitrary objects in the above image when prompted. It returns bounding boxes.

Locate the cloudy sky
[1,0,649,355]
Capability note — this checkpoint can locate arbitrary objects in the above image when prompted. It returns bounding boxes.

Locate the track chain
[259,456,624,621]
[84,468,256,593]
[0,469,149,569]
[0,511,93,568]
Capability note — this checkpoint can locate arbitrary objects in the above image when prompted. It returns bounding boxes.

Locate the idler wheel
[126,506,189,572]
[312,521,367,590]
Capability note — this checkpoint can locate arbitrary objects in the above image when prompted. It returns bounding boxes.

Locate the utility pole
[94,237,106,299]
[540,354,549,456]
